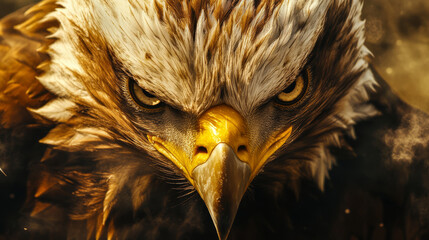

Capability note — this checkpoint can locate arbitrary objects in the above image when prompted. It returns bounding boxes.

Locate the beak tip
[217,231,230,240]
[193,143,251,240]
[214,216,233,240]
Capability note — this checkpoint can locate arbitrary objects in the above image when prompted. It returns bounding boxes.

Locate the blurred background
[1,0,429,112]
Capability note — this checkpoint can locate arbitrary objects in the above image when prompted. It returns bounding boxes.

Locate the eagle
[0,0,428,239]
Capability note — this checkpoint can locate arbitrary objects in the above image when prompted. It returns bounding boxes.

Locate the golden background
[1,0,429,112]
[364,0,429,112]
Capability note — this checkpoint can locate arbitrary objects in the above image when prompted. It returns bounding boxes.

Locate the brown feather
[0,4,57,128]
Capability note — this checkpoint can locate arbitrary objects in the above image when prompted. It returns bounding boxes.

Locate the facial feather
[37,0,331,115]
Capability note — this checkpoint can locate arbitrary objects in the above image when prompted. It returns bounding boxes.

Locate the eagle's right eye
[128,78,163,110]
[275,66,311,106]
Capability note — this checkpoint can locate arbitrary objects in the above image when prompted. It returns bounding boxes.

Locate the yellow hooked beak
[148,105,292,240]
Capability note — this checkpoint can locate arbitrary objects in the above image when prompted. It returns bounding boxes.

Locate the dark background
[1,0,429,112]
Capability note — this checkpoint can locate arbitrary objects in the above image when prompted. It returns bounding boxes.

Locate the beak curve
[192,143,251,240]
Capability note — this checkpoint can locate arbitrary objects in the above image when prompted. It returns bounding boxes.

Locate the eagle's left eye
[128,79,163,110]
[275,67,310,105]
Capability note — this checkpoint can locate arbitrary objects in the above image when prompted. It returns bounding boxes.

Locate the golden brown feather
[0,4,57,128]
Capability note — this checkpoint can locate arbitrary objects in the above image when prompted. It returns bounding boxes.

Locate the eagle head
[31,0,377,239]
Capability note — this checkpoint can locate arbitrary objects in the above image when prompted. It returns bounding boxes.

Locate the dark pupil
[142,89,155,98]
[283,80,296,93]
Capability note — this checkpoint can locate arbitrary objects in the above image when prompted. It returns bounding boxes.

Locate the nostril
[195,146,208,155]
[237,145,247,153]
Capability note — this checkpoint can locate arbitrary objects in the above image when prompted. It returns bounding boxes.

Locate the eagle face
[27,0,377,239]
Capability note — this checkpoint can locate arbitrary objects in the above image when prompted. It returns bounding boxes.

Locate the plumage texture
[0,0,428,239]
